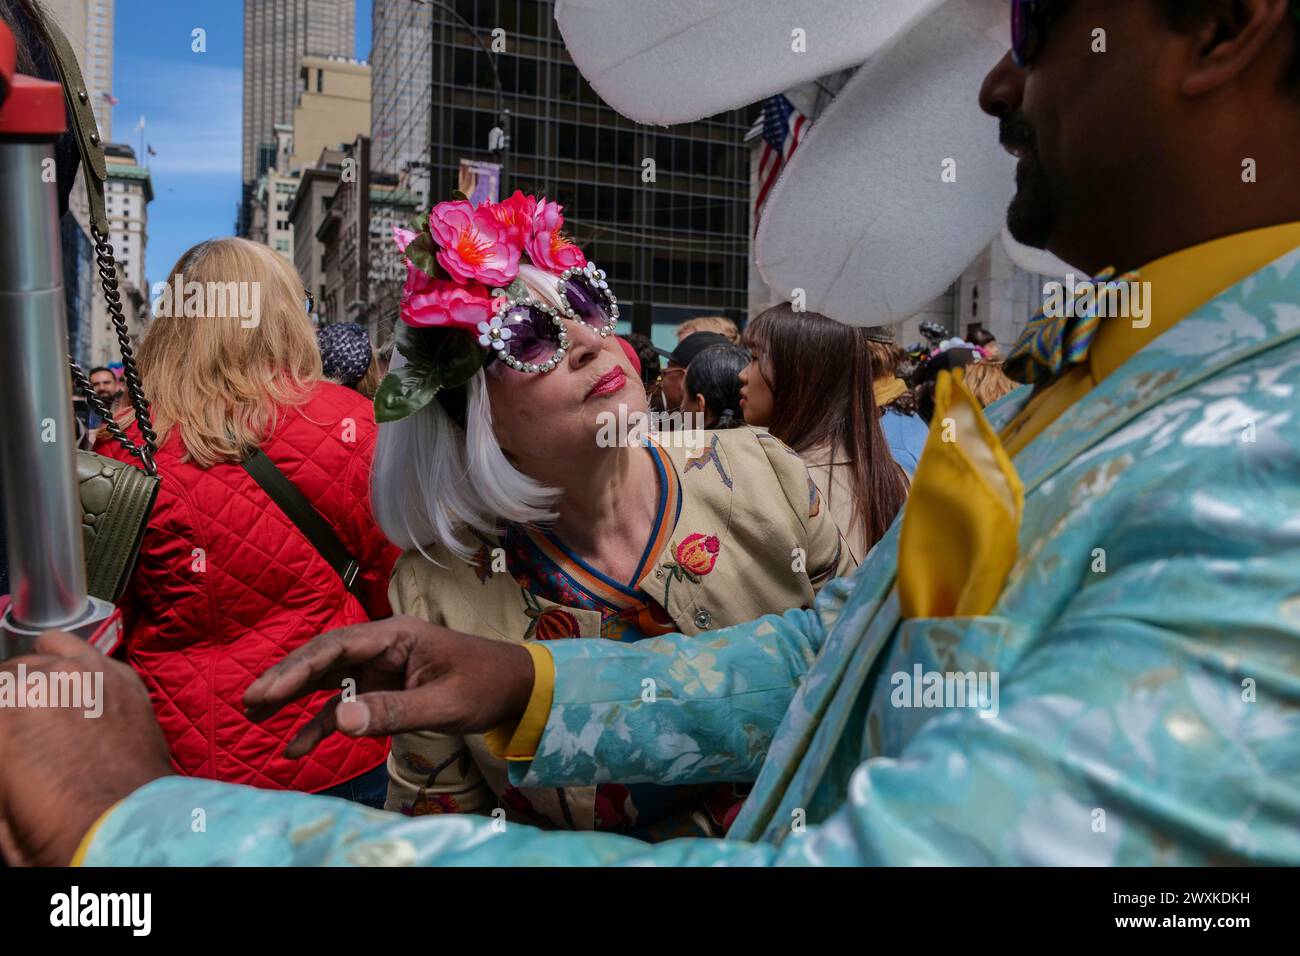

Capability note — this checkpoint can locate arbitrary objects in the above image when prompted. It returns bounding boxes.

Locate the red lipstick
[586,366,627,400]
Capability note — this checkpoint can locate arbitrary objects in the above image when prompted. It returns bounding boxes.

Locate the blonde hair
[136,237,322,468]
[963,360,1019,408]
[676,315,740,344]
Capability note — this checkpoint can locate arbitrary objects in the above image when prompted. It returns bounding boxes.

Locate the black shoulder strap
[241,449,361,596]
[28,8,110,235]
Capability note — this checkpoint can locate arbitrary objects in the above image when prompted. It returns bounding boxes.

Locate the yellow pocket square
[898,370,1025,619]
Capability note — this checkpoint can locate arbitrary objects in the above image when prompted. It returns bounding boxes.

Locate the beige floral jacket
[385,426,854,832]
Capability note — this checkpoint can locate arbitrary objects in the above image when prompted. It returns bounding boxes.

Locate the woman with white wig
[371,191,853,838]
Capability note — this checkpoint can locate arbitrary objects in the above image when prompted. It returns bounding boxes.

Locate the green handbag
[34,10,162,602]
[76,446,159,602]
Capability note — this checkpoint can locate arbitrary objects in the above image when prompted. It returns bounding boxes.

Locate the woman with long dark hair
[739,303,909,565]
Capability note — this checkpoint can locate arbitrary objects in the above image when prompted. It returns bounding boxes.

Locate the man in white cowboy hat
[4,0,1300,866]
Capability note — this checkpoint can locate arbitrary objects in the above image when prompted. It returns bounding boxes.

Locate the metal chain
[68,226,159,477]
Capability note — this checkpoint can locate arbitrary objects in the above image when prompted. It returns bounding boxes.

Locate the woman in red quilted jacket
[97,238,400,805]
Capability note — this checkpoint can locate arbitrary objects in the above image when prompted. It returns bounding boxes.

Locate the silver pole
[0,138,92,640]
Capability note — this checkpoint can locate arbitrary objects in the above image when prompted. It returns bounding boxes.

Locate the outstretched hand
[243,615,536,759]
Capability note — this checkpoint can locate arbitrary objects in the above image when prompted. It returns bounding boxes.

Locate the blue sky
[114,1,373,290]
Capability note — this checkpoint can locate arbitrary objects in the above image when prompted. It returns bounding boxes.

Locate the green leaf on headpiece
[436,328,486,388]
[375,325,486,423]
[451,190,470,202]
[408,210,429,234]
[374,364,441,424]
[405,232,439,279]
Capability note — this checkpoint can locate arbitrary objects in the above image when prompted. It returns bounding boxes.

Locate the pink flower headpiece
[392,190,588,333]
[376,190,598,423]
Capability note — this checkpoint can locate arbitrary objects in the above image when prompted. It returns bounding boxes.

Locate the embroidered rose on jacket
[531,606,582,641]
[427,199,522,286]
[521,589,582,641]
[660,533,720,607]
[404,792,462,816]
[675,533,720,577]
[525,198,587,273]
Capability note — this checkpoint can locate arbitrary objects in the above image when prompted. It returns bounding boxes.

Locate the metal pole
[0,101,103,657]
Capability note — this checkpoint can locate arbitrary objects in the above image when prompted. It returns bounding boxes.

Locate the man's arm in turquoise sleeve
[511,570,861,789]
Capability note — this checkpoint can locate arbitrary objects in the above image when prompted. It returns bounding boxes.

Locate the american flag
[101,91,119,106]
[754,94,809,235]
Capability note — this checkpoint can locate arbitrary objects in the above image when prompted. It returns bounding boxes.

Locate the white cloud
[120,59,242,176]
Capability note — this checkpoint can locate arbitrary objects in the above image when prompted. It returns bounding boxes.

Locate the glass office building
[371,0,755,346]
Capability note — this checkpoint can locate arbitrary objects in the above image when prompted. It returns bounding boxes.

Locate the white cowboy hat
[555,0,1018,326]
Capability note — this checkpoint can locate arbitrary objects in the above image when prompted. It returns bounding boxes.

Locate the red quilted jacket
[97,382,400,792]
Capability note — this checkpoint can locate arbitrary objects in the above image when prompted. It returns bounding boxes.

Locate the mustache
[1000,112,1038,154]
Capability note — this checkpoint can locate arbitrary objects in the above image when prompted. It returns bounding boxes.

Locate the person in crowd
[912,344,980,424]
[962,359,1019,408]
[676,314,740,344]
[969,327,1001,359]
[87,366,118,406]
[317,322,382,399]
[680,343,748,430]
[93,237,400,807]
[740,304,908,566]
[7,0,1300,869]
[863,328,929,474]
[658,330,730,412]
[367,193,851,837]
[84,366,119,440]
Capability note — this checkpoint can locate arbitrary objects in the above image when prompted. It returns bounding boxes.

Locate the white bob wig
[372,263,570,561]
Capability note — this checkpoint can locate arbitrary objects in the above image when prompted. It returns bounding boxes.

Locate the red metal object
[0,18,13,96]
[0,21,66,136]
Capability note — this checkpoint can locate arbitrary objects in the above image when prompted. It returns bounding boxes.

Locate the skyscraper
[43,0,114,141]
[240,0,355,233]
[370,0,753,348]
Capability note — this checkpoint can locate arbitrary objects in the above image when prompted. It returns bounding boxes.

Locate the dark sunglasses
[1010,0,1071,68]
[1012,0,1300,68]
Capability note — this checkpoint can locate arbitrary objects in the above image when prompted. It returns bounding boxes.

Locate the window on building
[556,122,577,160]
[519,0,542,34]
[556,63,579,102]
[514,117,537,156]
[578,125,596,161]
